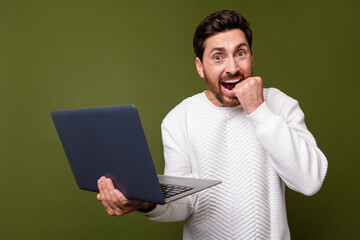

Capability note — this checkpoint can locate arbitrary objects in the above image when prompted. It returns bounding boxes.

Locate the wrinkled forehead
[203,29,250,54]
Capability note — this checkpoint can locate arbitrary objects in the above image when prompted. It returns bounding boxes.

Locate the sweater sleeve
[247,88,328,196]
[143,102,197,222]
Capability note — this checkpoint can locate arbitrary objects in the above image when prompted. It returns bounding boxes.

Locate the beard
[204,71,246,107]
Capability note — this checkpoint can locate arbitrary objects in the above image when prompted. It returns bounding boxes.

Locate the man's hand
[233,76,264,115]
[97,176,156,216]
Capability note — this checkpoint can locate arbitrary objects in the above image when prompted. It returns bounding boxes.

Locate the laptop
[51,105,221,205]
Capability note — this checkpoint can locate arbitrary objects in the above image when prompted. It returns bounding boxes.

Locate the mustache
[219,71,245,82]
[226,71,244,80]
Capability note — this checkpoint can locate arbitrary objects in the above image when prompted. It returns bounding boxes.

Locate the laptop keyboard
[160,184,193,198]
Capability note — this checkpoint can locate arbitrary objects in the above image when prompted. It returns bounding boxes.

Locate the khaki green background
[1,0,359,239]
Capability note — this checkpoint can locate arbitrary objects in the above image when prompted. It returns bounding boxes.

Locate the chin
[223,101,240,107]
[221,96,240,107]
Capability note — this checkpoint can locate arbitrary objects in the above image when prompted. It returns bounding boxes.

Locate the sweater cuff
[247,102,274,120]
[141,203,168,218]
[247,102,281,135]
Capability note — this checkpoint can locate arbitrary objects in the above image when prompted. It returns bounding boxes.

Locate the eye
[237,50,246,57]
[213,55,222,61]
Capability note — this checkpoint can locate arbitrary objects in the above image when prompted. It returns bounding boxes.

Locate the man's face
[195,29,254,107]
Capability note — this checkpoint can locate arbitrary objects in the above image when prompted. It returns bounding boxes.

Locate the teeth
[222,79,241,83]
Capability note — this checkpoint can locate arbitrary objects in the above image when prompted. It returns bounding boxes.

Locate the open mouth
[221,79,242,91]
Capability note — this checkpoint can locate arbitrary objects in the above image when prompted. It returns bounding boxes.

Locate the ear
[195,57,205,78]
[251,50,254,68]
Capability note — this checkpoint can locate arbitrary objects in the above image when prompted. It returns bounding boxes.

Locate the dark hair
[193,10,253,61]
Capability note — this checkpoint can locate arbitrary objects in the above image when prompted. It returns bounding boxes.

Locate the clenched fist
[233,76,264,114]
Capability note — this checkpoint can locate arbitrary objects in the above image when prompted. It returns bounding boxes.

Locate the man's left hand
[233,76,264,115]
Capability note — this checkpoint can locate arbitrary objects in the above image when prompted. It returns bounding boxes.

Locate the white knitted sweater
[145,88,327,240]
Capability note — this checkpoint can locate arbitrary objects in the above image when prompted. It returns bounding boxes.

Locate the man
[97,10,328,239]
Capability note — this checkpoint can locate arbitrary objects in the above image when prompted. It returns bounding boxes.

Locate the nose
[225,56,239,75]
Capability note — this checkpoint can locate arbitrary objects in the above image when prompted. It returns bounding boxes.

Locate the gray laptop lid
[51,105,166,204]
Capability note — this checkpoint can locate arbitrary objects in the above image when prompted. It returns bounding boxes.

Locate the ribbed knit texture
[145,88,328,240]
[190,103,271,239]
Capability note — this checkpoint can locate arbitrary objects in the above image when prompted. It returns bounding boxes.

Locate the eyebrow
[209,43,249,54]
[209,47,226,53]
[235,43,249,50]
